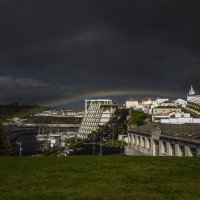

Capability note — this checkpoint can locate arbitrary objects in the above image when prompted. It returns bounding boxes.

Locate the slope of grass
[0,156,200,200]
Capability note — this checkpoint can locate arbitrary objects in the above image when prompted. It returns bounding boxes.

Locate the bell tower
[189,85,195,96]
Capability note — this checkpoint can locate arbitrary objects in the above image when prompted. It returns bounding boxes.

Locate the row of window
[129,133,197,156]
[129,134,151,149]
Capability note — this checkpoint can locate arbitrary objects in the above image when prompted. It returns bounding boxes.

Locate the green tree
[0,122,11,155]
[129,109,149,126]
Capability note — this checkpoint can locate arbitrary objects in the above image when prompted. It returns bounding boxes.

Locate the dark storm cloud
[0,0,200,104]
[0,75,92,104]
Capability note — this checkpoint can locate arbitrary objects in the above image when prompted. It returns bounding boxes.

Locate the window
[170,144,175,156]
[137,136,140,146]
[132,135,136,144]
[140,137,145,147]
[179,145,185,156]
[162,142,167,155]
[190,147,197,156]
[147,138,151,149]
[154,140,159,156]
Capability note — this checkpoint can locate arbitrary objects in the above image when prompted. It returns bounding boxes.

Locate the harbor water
[5,125,44,156]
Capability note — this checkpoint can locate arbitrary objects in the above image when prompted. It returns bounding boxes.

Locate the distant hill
[0,104,49,121]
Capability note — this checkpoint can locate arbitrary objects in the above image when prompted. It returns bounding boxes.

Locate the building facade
[125,123,200,157]
[152,106,182,122]
[186,98,200,117]
[125,98,139,109]
[160,112,200,124]
[78,99,117,138]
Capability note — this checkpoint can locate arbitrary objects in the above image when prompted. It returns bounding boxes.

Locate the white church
[187,85,200,102]
[186,85,200,117]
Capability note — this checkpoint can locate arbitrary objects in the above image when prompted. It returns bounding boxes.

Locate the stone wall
[124,145,152,156]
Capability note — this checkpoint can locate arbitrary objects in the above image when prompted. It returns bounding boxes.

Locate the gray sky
[0,0,200,106]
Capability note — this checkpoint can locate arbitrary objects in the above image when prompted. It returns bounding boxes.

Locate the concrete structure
[35,124,80,134]
[174,98,187,108]
[141,98,153,110]
[24,115,81,138]
[49,138,60,148]
[35,109,84,118]
[152,106,182,122]
[63,110,84,117]
[125,98,139,109]
[125,97,170,114]
[125,123,200,157]
[161,112,200,124]
[78,99,117,138]
[146,98,169,115]
[160,101,175,107]
[186,98,200,117]
[154,98,169,105]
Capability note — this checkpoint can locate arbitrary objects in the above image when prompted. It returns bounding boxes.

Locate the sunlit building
[125,98,139,109]
[152,106,182,122]
[78,99,117,138]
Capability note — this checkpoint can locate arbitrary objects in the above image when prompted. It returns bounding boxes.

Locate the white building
[154,98,169,105]
[161,112,200,124]
[141,98,153,107]
[152,106,182,122]
[160,101,175,107]
[78,99,117,138]
[174,98,187,108]
[186,98,200,116]
[125,98,139,109]
[148,98,170,115]
[48,138,60,148]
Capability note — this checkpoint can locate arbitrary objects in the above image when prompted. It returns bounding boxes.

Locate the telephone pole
[16,139,23,157]
[121,128,124,154]
[93,136,95,156]
[112,123,115,147]
[99,126,103,156]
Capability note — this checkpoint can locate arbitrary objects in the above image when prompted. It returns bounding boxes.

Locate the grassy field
[0,156,200,200]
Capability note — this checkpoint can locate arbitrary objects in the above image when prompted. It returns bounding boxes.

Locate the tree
[0,122,11,155]
[129,109,149,126]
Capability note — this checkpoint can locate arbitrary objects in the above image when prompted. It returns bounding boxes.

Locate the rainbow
[40,88,183,107]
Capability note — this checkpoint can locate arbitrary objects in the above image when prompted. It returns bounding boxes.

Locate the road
[73,144,122,155]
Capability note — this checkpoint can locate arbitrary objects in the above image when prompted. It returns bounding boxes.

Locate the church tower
[189,85,195,96]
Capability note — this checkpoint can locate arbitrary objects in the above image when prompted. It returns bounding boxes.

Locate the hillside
[0,104,49,121]
[0,156,200,200]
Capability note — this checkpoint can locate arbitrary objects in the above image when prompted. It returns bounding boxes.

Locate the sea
[4,125,44,156]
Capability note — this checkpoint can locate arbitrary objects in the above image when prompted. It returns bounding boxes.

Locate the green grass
[0,156,200,200]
